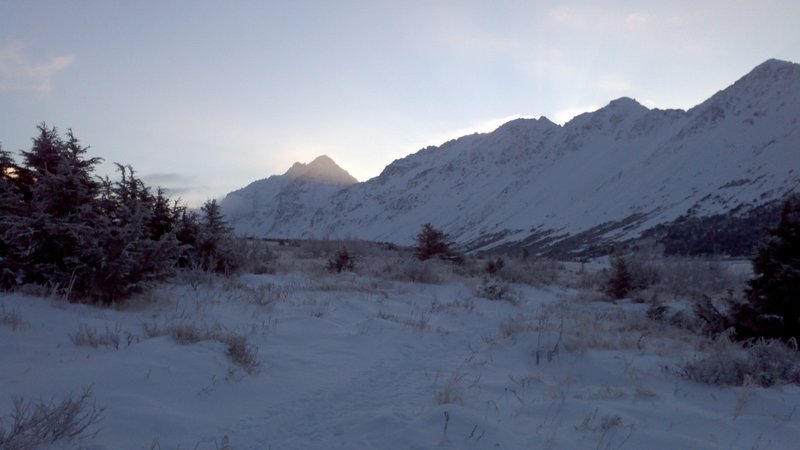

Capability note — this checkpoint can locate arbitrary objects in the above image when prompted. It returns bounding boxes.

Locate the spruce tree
[15,125,102,294]
[0,146,25,288]
[87,165,180,303]
[733,198,800,342]
[414,223,460,262]
[198,199,236,273]
[604,254,634,299]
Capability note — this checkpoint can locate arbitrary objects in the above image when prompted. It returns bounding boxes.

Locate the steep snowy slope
[225,59,800,254]
[220,155,357,236]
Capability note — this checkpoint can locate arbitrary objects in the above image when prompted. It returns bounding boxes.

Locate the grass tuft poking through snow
[143,321,261,374]
[0,305,28,331]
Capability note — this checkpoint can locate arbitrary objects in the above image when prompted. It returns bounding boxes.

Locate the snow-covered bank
[2,256,798,449]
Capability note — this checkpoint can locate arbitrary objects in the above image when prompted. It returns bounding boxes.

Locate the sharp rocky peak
[285,155,358,185]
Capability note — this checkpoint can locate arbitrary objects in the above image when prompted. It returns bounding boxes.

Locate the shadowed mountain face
[223,59,800,255]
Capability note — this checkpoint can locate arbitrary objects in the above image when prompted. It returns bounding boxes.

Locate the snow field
[1,249,799,449]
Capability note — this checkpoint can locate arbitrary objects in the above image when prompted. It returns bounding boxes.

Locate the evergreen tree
[0,146,25,288]
[414,223,463,263]
[732,198,800,342]
[148,188,177,241]
[198,199,237,273]
[0,146,24,211]
[327,248,355,273]
[604,254,634,299]
[86,165,180,303]
[14,125,102,294]
[174,207,201,263]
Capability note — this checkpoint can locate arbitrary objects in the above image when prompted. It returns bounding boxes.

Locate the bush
[327,248,355,273]
[477,276,515,303]
[0,386,104,449]
[484,257,505,275]
[680,338,800,387]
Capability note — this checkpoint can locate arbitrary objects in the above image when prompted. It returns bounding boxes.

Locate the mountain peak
[736,58,799,85]
[687,58,800,119]
[285,155,358,185]
[752,58,796,72]
[495,116,559,134]
[607,96,646,110]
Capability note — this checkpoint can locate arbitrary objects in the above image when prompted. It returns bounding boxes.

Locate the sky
[1,1,799,206]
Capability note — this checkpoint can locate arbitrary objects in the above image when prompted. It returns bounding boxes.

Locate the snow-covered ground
[1,248,798,449]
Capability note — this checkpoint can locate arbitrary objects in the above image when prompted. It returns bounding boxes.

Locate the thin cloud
[596,76,637,96]
[546,6,660,34]
[141,173,194,186]
[0,41,74,92]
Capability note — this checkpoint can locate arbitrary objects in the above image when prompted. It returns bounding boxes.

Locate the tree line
[0,124,240,303]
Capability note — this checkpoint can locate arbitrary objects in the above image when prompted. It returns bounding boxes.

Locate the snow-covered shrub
[327,248,355,273]
[477,276,516,303]
[652,258,744,298]
[679,337,800,387]
[691,294,734,336]
[646,302,703,332]
[0,386,104,449]
[231,238,276,275]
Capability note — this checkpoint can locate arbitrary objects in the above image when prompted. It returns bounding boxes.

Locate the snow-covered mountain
[223,59,800,254]
[220,155,357,236]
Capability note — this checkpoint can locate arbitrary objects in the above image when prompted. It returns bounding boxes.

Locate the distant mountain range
[221,59,800,256]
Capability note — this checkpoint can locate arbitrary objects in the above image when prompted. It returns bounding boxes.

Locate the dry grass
[142,321,261,374]
[376,310,429,331]
[70,324,138,349]
[434,371,466,405]
[0,305,28,331]
[498,313,535,339]
[492,257,563,287]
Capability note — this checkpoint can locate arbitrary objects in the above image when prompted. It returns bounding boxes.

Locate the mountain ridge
[222,59,800,255]
[220,154,357,237]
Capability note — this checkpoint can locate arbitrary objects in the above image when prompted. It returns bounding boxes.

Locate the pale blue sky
[1,0,798,205]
